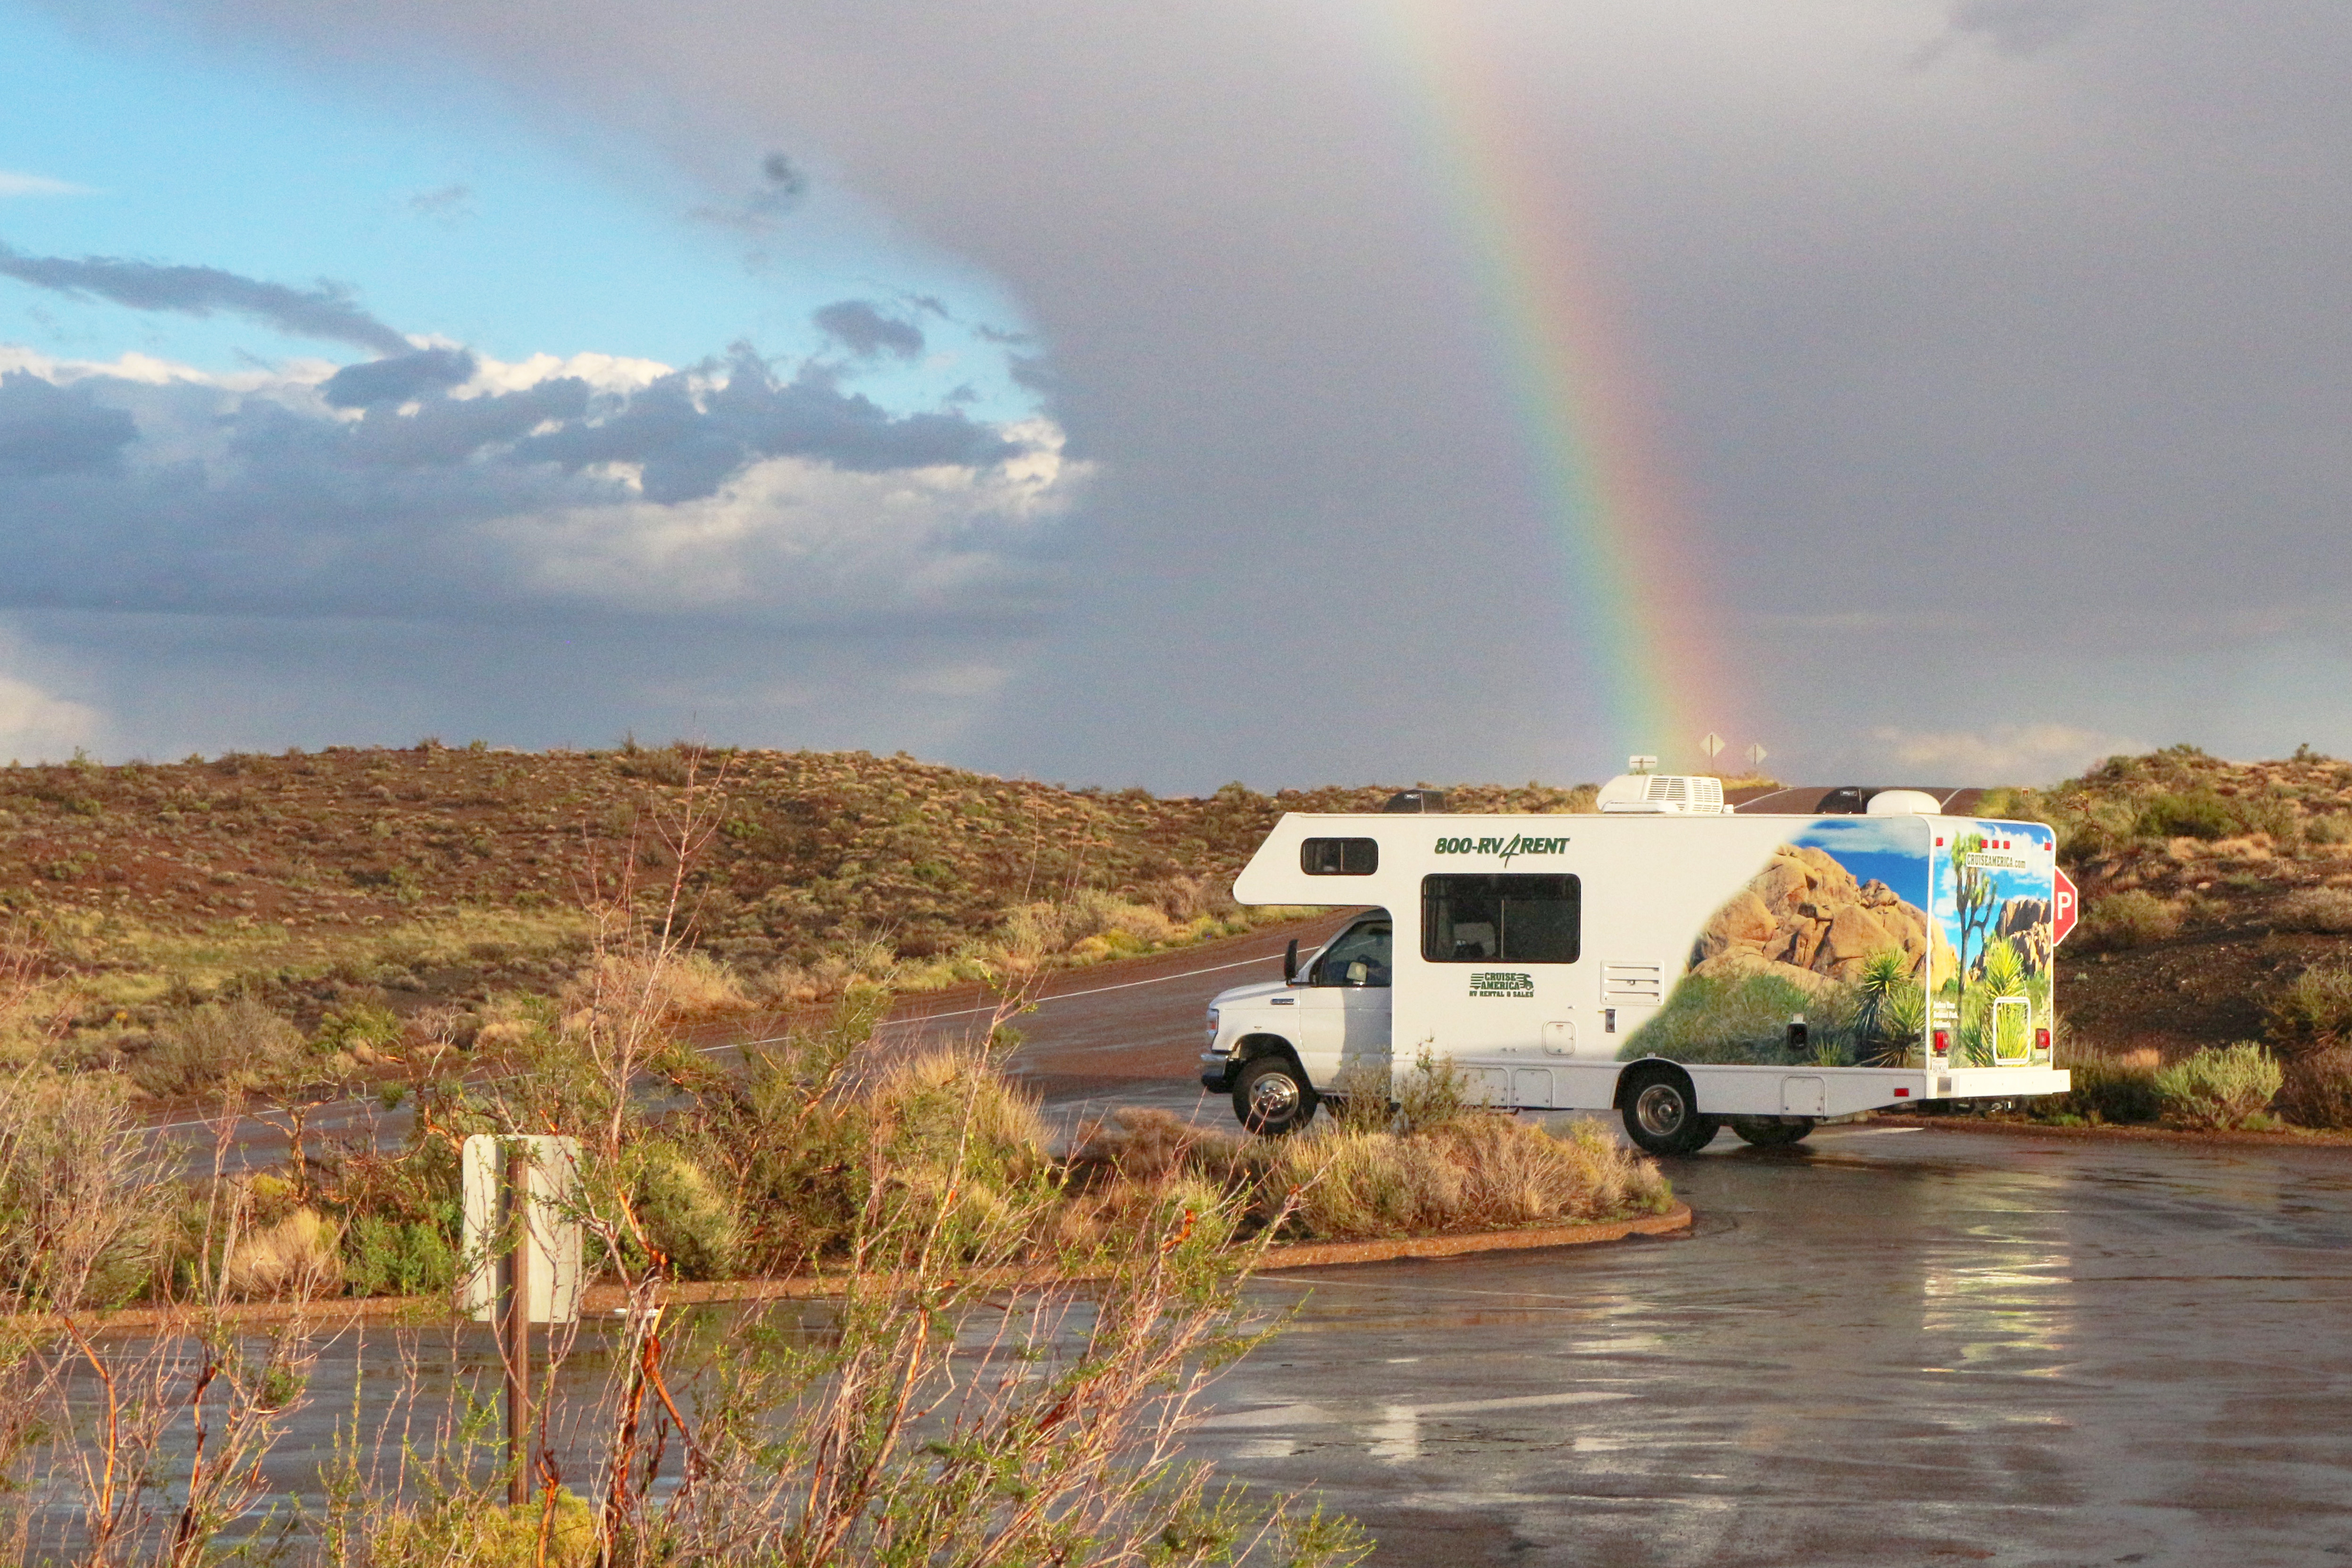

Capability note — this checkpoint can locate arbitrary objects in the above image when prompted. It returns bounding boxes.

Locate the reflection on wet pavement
[1199,1125,2352,1565]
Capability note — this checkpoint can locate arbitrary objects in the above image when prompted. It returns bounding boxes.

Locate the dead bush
[0,1070,170,1310]
[2279,1047,2352,1129]
[1070,1107,1240,1188]
[133,995,306,1099]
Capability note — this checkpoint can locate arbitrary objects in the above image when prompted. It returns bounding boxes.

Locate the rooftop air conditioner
[1596,773,1727,815]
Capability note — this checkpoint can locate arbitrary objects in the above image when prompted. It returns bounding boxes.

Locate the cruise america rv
[1197,775,2071,1153]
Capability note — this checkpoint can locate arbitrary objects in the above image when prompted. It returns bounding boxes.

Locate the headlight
[1205,1006,1222,1048]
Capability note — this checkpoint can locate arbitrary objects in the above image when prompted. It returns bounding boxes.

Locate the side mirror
[1283,938,1299,984]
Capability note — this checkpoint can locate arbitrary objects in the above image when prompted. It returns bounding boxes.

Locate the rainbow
[1374,3,1737,772]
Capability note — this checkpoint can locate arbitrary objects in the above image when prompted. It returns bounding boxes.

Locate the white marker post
[460,1134,582,1505]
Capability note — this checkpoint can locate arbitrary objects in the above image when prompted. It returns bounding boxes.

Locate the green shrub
[631,1141,740,1281]
[2044,1050,2164,1124]
[315,999,401,1053]
[340,1212,455,1297]
[2134,787,2293,842]
[371,1491,597,1568]
[2154,1042,2282,1130]
[2080,890,2181,951]
[2138,790,2236,840]
[2265,962,2352,1051]
[2305,813,2352,846]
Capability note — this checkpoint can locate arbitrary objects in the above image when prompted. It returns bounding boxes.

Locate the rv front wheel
[1235,1056,1317,1136]
[1620,1069,1719,1156]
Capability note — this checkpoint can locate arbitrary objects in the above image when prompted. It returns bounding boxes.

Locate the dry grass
[222,1207,343,1301]
[2080,889,2182,950]
[1270,1116,1673,1242]
[1060,1104,1672,1251]
[2274,886,2352,934]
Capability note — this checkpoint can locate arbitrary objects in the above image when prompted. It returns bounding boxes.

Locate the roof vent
[1866,789,1942,817]
[1382,789,1448,814]
[1597,774,1727,815]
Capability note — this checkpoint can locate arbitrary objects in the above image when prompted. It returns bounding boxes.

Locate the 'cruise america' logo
[1434,834,1571,866]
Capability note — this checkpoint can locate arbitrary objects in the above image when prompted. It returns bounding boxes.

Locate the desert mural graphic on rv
[1620,817,2057,1070]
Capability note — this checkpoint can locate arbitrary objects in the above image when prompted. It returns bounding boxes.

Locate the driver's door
[1296,913,1393,1085]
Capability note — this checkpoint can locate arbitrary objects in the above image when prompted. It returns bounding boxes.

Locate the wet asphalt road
[1219,1125,2352,1567]
[134,925,2352,1565]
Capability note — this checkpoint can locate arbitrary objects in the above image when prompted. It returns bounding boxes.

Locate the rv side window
[1421,874,1581,964]
[1300,837,1379,876]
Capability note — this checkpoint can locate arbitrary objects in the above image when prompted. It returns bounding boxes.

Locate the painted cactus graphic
[1624,818,1933,1068]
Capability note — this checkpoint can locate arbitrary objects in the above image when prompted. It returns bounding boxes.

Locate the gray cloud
[812,299,924,360]
[321,346,478,408]
[1946,0,2102,58]
[0,371,138,476]
[407,183,475,223]
[512,348,1007,500]
[0,240,411,355]
[689,150,807,236]
[0,345,1070,630]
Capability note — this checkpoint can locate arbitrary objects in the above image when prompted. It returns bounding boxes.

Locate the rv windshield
[1312,916,1392,987]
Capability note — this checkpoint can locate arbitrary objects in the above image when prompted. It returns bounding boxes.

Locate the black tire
[1619,1066,1719,1156]
[1234,1055,1318,1135]
[1730,1117,1815,1148]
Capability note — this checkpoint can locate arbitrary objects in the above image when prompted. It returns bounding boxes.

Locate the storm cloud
[19,1,2352,783]
[0,370,137,476]
[0,241,411,354]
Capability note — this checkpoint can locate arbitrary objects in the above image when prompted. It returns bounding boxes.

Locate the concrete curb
[43,1202,1692,1336]
[1251,1201,1693,1270]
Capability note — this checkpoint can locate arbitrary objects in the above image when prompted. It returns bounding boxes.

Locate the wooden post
[502,1144,531,1507]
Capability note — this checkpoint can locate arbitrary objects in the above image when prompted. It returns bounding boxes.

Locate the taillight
[1932,1029,1951,1056]
[2036,1027,2051,1053]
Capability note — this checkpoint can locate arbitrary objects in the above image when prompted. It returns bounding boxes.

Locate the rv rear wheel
[1731,1117,1815,1147]
[1619,1068,1719,1156]
[1234,1056,1317,1136]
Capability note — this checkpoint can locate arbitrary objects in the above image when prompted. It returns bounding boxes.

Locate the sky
[4,0,2352,791]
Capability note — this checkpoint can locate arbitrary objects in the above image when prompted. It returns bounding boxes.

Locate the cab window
[1312,916,1392,987]
[1300,837,1378,875]
[1422,874,1580,963]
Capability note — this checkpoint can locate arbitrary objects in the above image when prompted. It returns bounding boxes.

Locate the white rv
[1198,777,2070,1153]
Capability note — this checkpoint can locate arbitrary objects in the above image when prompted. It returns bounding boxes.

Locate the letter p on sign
[2053,866,2080,945]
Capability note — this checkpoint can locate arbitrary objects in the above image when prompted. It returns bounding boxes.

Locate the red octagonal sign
[2052,865,2080,945]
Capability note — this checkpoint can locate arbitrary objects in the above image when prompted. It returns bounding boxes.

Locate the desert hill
[0,742,1592,1050]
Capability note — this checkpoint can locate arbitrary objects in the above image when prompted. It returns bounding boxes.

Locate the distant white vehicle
[1199,776,2070,1153]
